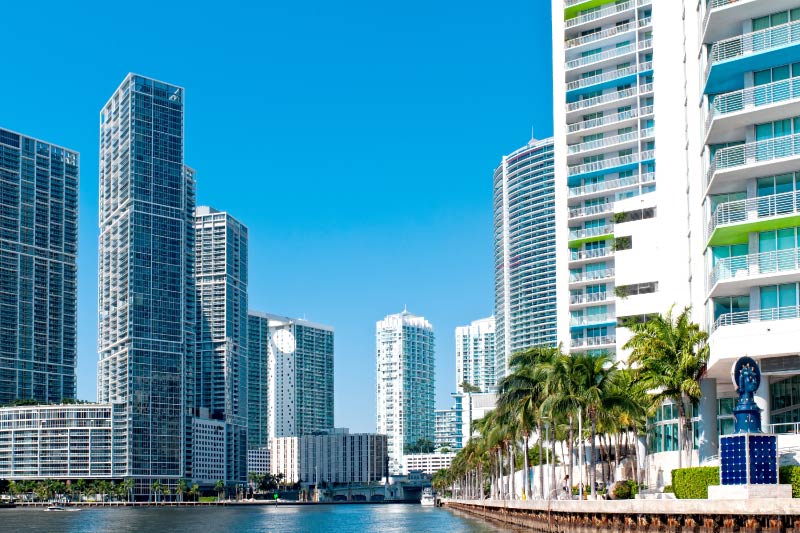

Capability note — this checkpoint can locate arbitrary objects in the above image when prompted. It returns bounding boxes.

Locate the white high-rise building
[376,310,435,475]
[455,316,496,393]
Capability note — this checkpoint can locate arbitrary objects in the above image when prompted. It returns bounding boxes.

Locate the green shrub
[671,467,719,499]
[613,482,631,499]
[779,466,800,497]
[663,485,673,494]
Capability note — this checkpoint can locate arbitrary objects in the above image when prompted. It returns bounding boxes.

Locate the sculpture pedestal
[711,433,789,499]
[708,483,791,499]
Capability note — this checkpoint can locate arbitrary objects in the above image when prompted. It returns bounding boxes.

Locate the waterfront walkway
[445,498,800,531]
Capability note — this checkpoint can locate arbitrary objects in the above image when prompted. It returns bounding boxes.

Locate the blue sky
[0,1,553,432]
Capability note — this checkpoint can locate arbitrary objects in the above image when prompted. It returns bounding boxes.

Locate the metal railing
[569,149,654,177]
[571,314,615,326]
[707,134,800,188]
[568,108,638,133]
[706,20,800,82]
[570,247,614,261]
[569,224,614,240]
[565,0,633,27]
[565,19,647,49]
[712,304,800,331]
[566,87,637,113]
[638,38,653,50]
[710,247,800,287]
[567,64,639,92]
[770,422,800,434]
[568,171,654,198]
[565,43,637,70]
[568,130,639,155]
[706,77,800,135]
[568,202,614,219]
[707,191,800,237]
[569,291,611,304]
[569,268,615,283]
[571,335,616,348]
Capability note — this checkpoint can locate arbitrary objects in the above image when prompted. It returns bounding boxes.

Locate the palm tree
[214,479,225,501]
[176,479,187,503]
[189,483,200,502]
[151,480,163,503]
[74,479,87,503]
[624,305,709,468]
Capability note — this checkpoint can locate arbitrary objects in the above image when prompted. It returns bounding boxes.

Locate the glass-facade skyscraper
[376,310,435,474]
[97,74,196,493]
[247,312,270,449]
[493,138,557,381]
[194,206,248,484]
[0,128,78,404]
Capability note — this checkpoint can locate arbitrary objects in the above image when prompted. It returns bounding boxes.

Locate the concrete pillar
[756,372,770,433]
[698,378,718,463]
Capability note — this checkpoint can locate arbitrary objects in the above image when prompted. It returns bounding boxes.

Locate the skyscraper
[0,128,78,404]
[376,310,435,474]
[493,138,557,380]
[455,316,496,393]
[194,206,248,484]
[97,74,196,493]
[248,311,334,440]
[247,312,270,449]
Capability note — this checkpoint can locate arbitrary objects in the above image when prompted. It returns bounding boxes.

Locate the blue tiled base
[720,433,777,485]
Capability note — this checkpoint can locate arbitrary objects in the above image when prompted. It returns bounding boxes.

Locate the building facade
[0,404,126,479]
[402,452,456,476]
[376,310,435,475]
[494,139,557,381]
[97,74,197,494]
[271,430,387,485]
[194,206,248,485]
[247,312,270,449]
[434,405,461,451]
[0,128,78,404]
[455,316,496,393]
[247,446,271,475]
[248,311,333,439]
[191,415,226,485]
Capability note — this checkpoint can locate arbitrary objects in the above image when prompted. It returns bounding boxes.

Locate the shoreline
[7,499,422,509]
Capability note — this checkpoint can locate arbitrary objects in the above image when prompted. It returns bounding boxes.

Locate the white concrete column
[698,378,718,462]
[755,373,770,433]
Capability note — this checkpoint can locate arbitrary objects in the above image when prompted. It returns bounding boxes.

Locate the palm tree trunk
[590,414,597,499]
[523,434,530,499]
[497,447,503,499]
[538,422,544,499]
[507,444,513,499]
[550,420,557,499]
[676,398,686,470]
[568,415,574,494]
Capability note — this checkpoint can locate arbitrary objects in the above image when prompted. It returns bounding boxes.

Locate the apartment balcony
[568,201,615,222]
[702,0,799,46]
[712,304,800,332]
[569,268,615,286]
[567,62,652,99]
[705,19,800,94]
[708,248,800,298]
[569,291,614,309]
[569,247,614,265]
[706,135,800,195]
[570,313,616,328]
[568,130,640,158]
[565,18,649,50]
[706,78,800,144]
[564,0,650,30]
[570,335,616,350]
[565,42,637,71]
[707,191,800,247]
[568,224,614,248]
[569,150,654,180]
[568,171,654,201]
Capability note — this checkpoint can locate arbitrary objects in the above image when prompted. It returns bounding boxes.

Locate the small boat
[420,488,435,507]
[46,505,66,511]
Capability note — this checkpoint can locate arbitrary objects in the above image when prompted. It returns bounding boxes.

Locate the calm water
[1,504,512,532]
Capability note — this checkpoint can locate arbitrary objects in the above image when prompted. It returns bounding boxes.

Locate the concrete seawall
[444,498,800,532]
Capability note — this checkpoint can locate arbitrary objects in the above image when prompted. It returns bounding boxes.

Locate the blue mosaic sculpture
[732,356,761,434]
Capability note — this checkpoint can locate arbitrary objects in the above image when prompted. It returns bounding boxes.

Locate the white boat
[46,505,66,511]
[420,488,435,506]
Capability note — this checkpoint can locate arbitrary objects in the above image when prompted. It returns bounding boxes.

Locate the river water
[1,504,512,532]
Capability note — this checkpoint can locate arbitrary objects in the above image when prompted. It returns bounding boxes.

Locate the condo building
[248,311,334,440]
[194,206,249,485]
[376,310,435,475]
[455,316,496,393]
[552,0,692,363]
[494,139,557,381]
[247,312,270,449]
[0,128,78,404]
[97,74,197,494]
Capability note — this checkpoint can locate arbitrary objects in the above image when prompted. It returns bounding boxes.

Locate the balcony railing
[568,171,654,198]
[569,224,614,241]
[707,134,800,188]
[710,247,800,287]
[568,105,652,134]
[571,335,616,348]
[571,314,615,326]
[703,0,744,36]
[706,20,800,82]
[568,130,639,155]
[566,43,636,70]
[707,191,800,237]
[565,19,646,49]
[570,268,615,283]
[570,292,611,305]
[570,248,614,261]
[569,150,654,177]
[568,63,651,92]
[565,0,633,28]
[705,77,800,135]
[713,304,800,331]
[568,202,614,219]
[567,86,647,113]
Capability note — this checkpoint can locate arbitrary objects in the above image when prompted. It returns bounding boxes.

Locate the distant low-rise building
[247,446,271,476]
[0,403,126,479]
[402,452,456,475]
[192,415,226,485]
[272,429,387,485]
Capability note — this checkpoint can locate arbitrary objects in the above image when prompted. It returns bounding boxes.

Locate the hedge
[671,467,719,499]
[671,466,800,498]
[612,480,639,500]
